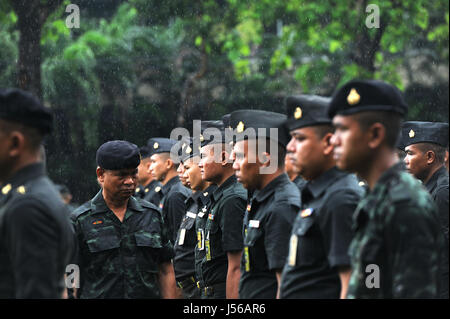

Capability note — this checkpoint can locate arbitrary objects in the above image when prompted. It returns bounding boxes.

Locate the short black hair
[311,124,334,139]
[415,142,447,164]
[354,111,402,149]
[0,119,44,152]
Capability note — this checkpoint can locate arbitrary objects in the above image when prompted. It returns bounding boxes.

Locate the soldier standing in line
[329,79,445,298]
[0,88,74,298]
[229,110,300,299]
[71,140,177,298]
[195,120,247,299]
[279,95,364,299]
[148,138,191,245]
[173,138,217,299]
[135,145,163,206]
[401,121,449,298]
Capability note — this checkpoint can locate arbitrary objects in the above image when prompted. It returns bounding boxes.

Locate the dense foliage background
[0,0,448,203]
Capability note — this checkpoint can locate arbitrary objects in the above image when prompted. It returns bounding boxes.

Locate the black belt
[176,276,196,289]
[197,281,226,297]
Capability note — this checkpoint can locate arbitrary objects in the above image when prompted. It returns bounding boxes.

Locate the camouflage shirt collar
[91,189,144,214]
[375,161,406,188]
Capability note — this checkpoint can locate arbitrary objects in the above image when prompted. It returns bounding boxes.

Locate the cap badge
[153,142,159,149]
[17,186,26,194]
[185,145,192,154]
[347,88,361,105]
[145,188,149,193]
[409,129,415,138]
[155,186,161,192]
[200,134,204,142]
[2,184,12,195]
[294,107,302,119]
[237,121,245,133]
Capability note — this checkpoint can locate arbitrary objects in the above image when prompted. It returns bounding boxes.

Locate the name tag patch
[249,220,260,228]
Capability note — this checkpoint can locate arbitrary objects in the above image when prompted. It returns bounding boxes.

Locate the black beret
[199,120,227,147]
[147,137,177,154]
[0,88,53,134]
[96,140,140,170]
[328,79,408,118]
[180,137,201,163]
[139,145,152,159]
[284,95,331,131]
[229,109,290,147]
[401,121,449,148]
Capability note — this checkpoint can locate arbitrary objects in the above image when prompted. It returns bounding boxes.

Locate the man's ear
[96,167,105,183]
[8,131,25,158]
[367,122,386,149]
[259,151,270,167]
[426,150,436,165]
[322,132,334,156]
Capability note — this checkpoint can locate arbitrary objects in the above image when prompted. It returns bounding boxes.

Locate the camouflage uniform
[347,162,445,298]
[71,190,173,299]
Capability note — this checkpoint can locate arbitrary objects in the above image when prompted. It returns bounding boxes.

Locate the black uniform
[292,175,307,193]
[174,185,217,299]
[426,166,449,239]
[239,173,300,298]
[195,175,247,299]
[135,180,163,207]
[280,167,363,298]
[0,163,75,298]
[159,176,191,245]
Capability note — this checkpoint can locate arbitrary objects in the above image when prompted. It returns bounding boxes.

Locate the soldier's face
[232,140,260,190]
[137,158,152,185]
[331,115,370,172]
[404,144,429,181]
[149,153,169,182]
[98,167,138,200]
[177,161,188,186]
[184,157,204,190]
[286,127,328,180]
[199,144,223,182]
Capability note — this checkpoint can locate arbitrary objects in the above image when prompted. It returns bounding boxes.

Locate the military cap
[199,120,227,147]
[401,121,449,148]
[0,88,53,134]
[229,109,290,146]
[96,140,140,170]
[179,137,201,163]
[328,79,408,118]
[284,95,332,131]
[146,137,177,154]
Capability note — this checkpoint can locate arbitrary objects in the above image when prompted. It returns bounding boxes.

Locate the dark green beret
[328,79,408,118]
[284,95,331,131]
[0,88,53,134]
[401,121,449,148]
[229,109,290,147]
[96,140,140,170]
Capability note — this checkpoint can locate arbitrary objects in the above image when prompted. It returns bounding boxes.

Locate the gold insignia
[185,146,192,154]
[409,129,415,138]
[200,134,204,142]
[145,188,149,193]
[347,88,360,105]
[2,184,12,195]
[153,142,159,149]
[237,121,245,133]
[155,186,161,192]
[294,107,302,119]
[17,186,26,194]
[135,187,140,193]
[358,181,366,187]
[203,192,208,197]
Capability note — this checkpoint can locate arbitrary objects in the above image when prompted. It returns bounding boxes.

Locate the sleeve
[164,191,188,244]
[264,203,298,270]
[320,190,360,268]
[6,198,63,298]
[386,202,442,298]
[434,186,449,240]
[220,195,246,252]
[157,210,175,263]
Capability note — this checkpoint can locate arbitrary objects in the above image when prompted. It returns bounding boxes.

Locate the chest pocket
[135,230,163,273]
[86,226,120,253]
[244,225,263,247]
[294,216,321,266]
[205,216,221,260]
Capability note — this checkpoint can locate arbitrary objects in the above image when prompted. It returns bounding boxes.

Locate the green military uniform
[347,162,444,298]
[327,80,445,298]
[71,190,173,298]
